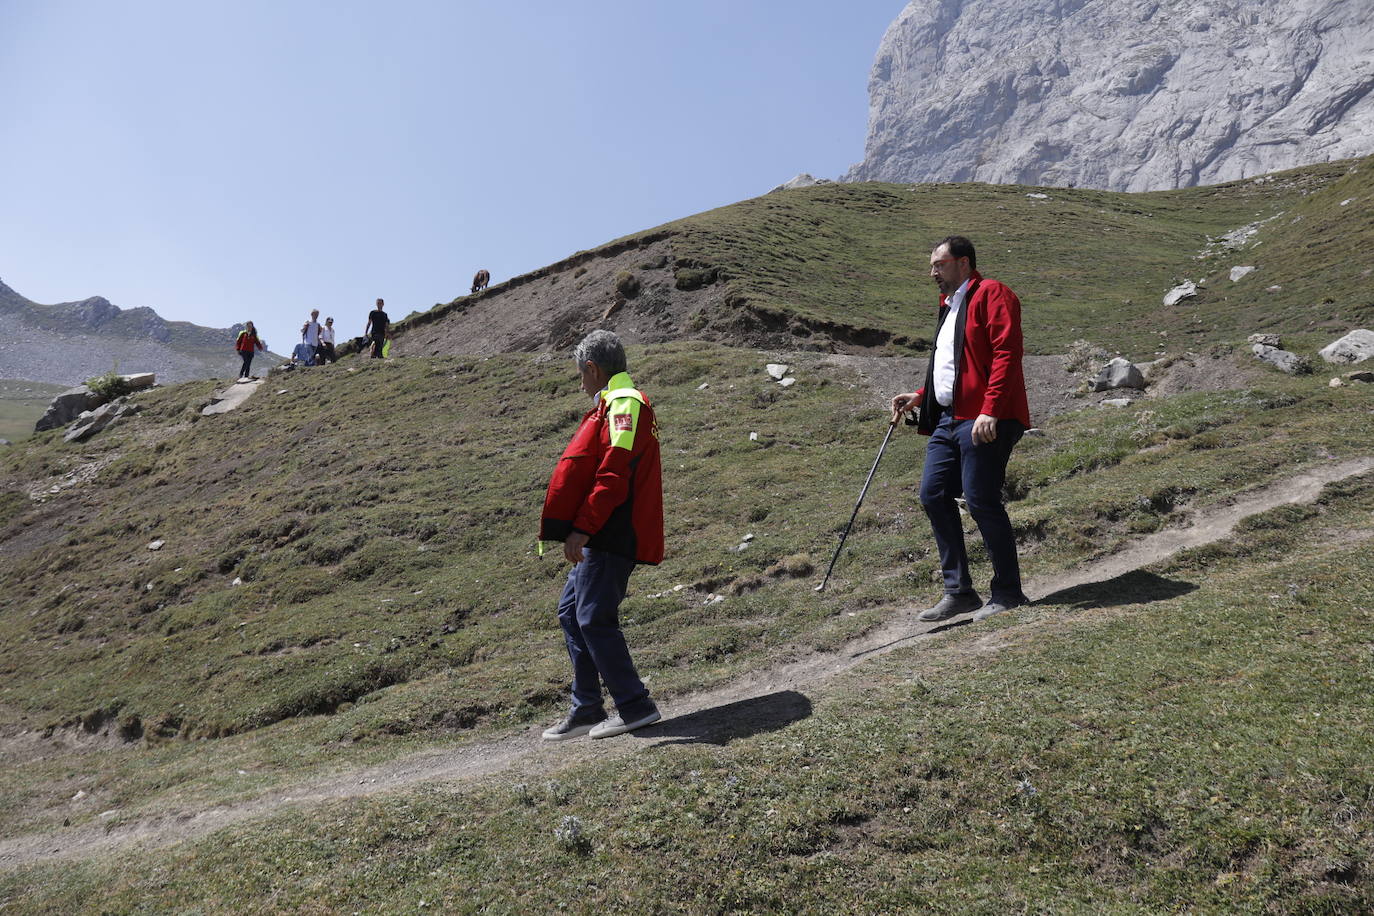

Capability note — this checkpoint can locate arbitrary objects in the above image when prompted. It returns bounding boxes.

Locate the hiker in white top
[301,309,323,364]
[318,316,337,364]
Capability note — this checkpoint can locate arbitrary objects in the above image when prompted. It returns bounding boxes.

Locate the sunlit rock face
[846,0,1374,190]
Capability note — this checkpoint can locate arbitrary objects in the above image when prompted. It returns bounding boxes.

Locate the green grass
[3,468,1372,913]
[0,380,64,443]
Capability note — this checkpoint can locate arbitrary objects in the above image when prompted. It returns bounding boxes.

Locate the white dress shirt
[932,279,972,407]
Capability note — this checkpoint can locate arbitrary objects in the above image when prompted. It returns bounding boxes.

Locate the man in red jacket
[892,236,1031,624]
[539,330,663,740]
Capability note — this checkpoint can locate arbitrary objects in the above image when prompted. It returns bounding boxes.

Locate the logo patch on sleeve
[613,414,634,432]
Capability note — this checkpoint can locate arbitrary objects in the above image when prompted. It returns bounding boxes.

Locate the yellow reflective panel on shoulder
[607,396,642,450]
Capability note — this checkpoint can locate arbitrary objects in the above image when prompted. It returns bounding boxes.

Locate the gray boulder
[64,399,141,443]
[1230,266,1257,282]
[769,174,831,193]
[1247,333,1282,348]
[1092,357,1146,392]
[1252,344,1311,374]
[34,386,103,432]
[1163,281,1198,307]
[1318,329,1374,364]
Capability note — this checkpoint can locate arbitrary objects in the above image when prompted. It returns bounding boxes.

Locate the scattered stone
[1266,285,1282,292]
[765,363,790,380]
[1091,357,1146,391]
[0,439,10,447]
[696,382,709,390]
[64,399,140,443]
[202,379,264,416]
[1100,398,1133,408]
[72,790,87,801]
[1026,192,1048,199]
[1318,329,1374,364]
[231,577,243,587]
[1230,266,1256,282]
[749,432,759,441]
[1247,333,1282,348]
[1252,344,1311,374]
[147,539,164,551]
[1163,281,1198,306]
[742,533,755,542]
[778,377,797,388]
[1329,377,1345,388]
[1341,198,1353,206]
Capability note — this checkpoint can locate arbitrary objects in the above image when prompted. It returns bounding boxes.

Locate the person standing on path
[891,235,1032,623]
[301,309,323,364]
[539,329,664,740]
[364,299,389,359]
[234,321,265,379]
[318,316,337,363]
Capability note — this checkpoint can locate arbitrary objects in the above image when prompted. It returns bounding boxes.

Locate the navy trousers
[919,411,1027,604]
[557,548,654,720]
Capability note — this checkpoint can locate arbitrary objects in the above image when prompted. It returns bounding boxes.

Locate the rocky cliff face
[0,280,279,386]
[846,0,1374,191]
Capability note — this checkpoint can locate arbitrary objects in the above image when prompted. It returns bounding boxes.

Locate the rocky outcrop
[34,374,156,433]
[847,0,1374,191]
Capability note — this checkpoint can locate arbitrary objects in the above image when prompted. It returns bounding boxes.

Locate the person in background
[234,321,265,379]
[302,309,323,363]
[539,329,664,741]
[382,328,394,359]
[318,316,337,363]
[364,299,389,359]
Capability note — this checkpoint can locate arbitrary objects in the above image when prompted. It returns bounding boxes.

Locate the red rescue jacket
[235,329,263,353]
[539,372,664,565]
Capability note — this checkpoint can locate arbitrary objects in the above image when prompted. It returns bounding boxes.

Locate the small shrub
[614,270,641,299]
[86,370,134,400]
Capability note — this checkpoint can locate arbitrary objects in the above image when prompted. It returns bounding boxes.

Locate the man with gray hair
[539,330,664,740]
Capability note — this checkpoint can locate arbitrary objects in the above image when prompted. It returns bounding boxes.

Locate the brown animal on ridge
[471,269,490,293]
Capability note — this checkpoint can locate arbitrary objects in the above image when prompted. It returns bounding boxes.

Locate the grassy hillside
[2,158,1374,911]
[411,156,1371,362]
[663,158,1370,358]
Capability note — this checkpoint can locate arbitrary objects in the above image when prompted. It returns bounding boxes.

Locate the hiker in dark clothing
[364,299,389,359]
[235,321,265,379]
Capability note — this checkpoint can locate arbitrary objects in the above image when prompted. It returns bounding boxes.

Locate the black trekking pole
[815,416,899,593]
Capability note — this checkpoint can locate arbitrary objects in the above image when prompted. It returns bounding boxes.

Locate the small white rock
[1100,398,1133,408]
[765,363,790,380]
[1026,192,1049,199]
[232,577,243,586]
[778,377,797,388]
[749,431,759,441]
[72,790,87,801]
[147,539,164,551]
[1229,266,1256,282]
[1329,377,1345,388]
[697,382,709,390]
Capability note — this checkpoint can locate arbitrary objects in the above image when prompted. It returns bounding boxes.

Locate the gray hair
[574,329,627,374]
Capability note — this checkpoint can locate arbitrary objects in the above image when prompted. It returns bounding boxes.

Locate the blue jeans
[556,548,654,720]
[919,411,1027,604]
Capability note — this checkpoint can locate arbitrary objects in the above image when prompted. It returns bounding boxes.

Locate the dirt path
[3,455,1371,870]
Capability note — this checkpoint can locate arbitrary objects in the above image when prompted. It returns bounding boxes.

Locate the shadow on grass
[637,690,812,747]
[1035,569,1198,610]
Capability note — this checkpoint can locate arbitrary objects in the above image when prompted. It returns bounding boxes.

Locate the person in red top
[539,330,663,741]
[892,236,1031,624]
[234,321,266,380]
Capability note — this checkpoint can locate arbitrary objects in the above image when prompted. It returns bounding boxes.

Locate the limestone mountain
[846,0,1374,191]
[0,279,279,386]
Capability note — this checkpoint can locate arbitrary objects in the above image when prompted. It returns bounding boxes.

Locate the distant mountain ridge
[0,279,277,386]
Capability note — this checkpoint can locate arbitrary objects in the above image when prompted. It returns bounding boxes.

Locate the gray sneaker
[541,711,606,741]
[973,599,1023,622]
[918,593,983,622]
[588,707,662,739]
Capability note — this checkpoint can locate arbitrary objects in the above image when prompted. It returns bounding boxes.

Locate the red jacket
[235,329,263,353]
[914,272,1031,433]
[539,372,664,565]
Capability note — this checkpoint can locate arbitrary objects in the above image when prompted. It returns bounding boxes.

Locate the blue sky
[1,0,902,353]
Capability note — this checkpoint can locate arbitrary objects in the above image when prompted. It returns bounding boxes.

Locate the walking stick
[815,417,899,593]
